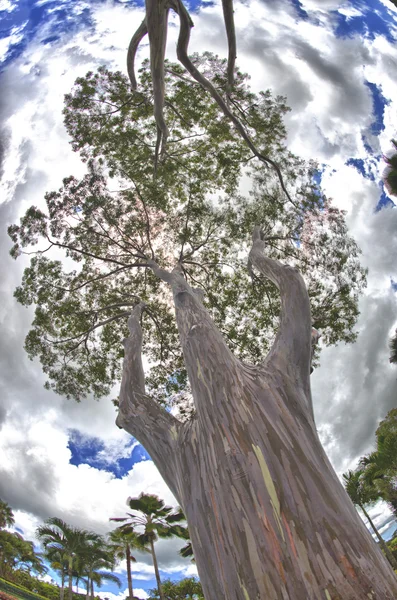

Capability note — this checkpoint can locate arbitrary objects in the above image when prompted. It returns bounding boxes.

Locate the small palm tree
[109,527,149,600]
[36,518,99,600]
[343,469,397,569]
[383,139,397,197]
[0,499,15,529]
[110,494,186,600]
[45,548,68,600]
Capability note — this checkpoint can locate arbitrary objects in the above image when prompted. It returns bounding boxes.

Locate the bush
[0,591,19,600]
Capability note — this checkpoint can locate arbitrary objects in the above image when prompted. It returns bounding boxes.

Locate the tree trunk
[68,558,73,600]
[126,544,134,600]
[359,503,397,569]
[60,571,65,600]
[149,535,164,600]
[86,574,90,599]
[90,578,94,600]
[117,230,397,599]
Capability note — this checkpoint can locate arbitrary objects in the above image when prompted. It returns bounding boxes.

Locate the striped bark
[117,231,397,599]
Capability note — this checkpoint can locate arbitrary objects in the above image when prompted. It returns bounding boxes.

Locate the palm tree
[343,469,397,569]
[0,499,15,529]
[110,494,186,600]
[361,452,397,518]
[36,518,99,600]
[76,537,121,600]
[45,547,68,600]
[383,139,397,197]
[109,527,149,600]
[360,410,397,518]
[389,330,397,364]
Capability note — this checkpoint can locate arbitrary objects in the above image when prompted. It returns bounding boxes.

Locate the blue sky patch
[365,81,390,136]
[376,187,396,211]
[68,429,150,478]
[333,0,396,44]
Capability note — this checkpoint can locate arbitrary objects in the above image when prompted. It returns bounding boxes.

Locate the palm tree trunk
[359,503,397,569]
[90,578,94,600]
[149,536,164,600]
[60,570,65,600]
[68,557,73,600]
[86,575,90,598]
[125,544,134,600]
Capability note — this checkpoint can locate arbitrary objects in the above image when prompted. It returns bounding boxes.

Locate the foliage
[0,578,48,600]
[111,494,187,600]
[147,577,204,600]
[110,493,186,543]
[0,532,46,580]
[0,502,14,531]
[359,408,397,517]
[36,518,116,600]
[9,54,367,409]
[342,469,379,509]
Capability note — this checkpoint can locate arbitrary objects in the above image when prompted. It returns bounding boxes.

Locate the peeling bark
[118,240,397,599]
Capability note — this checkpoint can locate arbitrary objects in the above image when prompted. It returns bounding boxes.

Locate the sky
[0,0,397,597]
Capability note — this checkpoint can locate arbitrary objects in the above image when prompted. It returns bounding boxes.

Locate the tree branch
[248,226,313,406]
[168,0,299,209]
[221,0,236,94]
[116,302,184,504]
[46,312,131,347]
[127,19,148,89]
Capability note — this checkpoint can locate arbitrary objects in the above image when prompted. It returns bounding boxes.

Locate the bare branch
[221,0,237,94]
[116,302,183,503]
[127,19,148,89]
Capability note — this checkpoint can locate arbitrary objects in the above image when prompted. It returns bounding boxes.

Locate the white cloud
[0,0,17,12]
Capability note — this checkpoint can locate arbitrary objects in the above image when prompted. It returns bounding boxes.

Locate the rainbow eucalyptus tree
[9,47,397,598]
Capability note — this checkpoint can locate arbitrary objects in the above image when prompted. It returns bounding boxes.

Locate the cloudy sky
[0,0,397,597]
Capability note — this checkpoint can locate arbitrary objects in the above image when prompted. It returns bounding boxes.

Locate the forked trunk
[117,231,397,599]
[125,544,134,600]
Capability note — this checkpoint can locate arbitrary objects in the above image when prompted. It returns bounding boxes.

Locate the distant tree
[108,527,150,600]
[147,577,204,600]
[343,469,397,569]
[0,530,46,579]
[111,494,186,600]
[0,500,14,530]
[383,139,397,197]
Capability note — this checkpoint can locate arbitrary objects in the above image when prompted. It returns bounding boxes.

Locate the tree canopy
[9,55,367,410]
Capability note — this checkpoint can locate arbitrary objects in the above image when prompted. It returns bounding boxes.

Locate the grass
[0,578,50,600]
